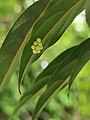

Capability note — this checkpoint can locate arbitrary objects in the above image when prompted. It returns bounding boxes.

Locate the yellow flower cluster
[31,38,43,54]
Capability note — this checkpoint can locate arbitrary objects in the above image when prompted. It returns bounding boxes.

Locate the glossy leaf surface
[0,0,51,90]
[12,46,77,117]
[19,0,86,92]
[32,38,90,120]
[13,38,90,119]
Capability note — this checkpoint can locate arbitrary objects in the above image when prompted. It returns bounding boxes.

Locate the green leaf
[22,46,77,98]
[32,50,78,120]
[69,38,90,89]
[12,38,90,119]
[11,77,48,119]
[32,80,68,120]
[12,46,76,116]
[19,0,86,93]
[0,0,50,90]
[34,46,77,84]
[85,0,90,27]
[32,38,90,120]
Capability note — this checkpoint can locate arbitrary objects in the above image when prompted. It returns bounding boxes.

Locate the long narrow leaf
[13,46,77,115]
[19,0,85,92]
[12,38,90,119]
[32,80,68,120]
[11,77,48,119]
[69,38,90,89]
[0,0,51,90]
[32,38,90,120]
[34,46,77,84]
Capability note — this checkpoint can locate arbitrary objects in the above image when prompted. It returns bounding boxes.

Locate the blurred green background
[0,0,90,120]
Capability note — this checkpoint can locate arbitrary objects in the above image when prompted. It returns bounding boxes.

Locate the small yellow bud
[33,49,37,54]
[36,46,40,51]
[31,45,35,50]
[37,38,41,42]
[40,46,43,50]
[38,42,42,47]
[31,38,43,54]
[34,41,38,45]
[36,50,40,53]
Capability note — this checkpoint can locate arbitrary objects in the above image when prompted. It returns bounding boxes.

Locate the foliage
[0,0,90,120]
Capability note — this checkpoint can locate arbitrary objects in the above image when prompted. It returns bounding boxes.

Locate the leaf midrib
[27,0,81,66]
[0,0,53,87]
[32,0,80,41]
[41,0,81,43]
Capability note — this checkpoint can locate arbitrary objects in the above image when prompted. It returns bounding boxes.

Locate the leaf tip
[18,81,23,95]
